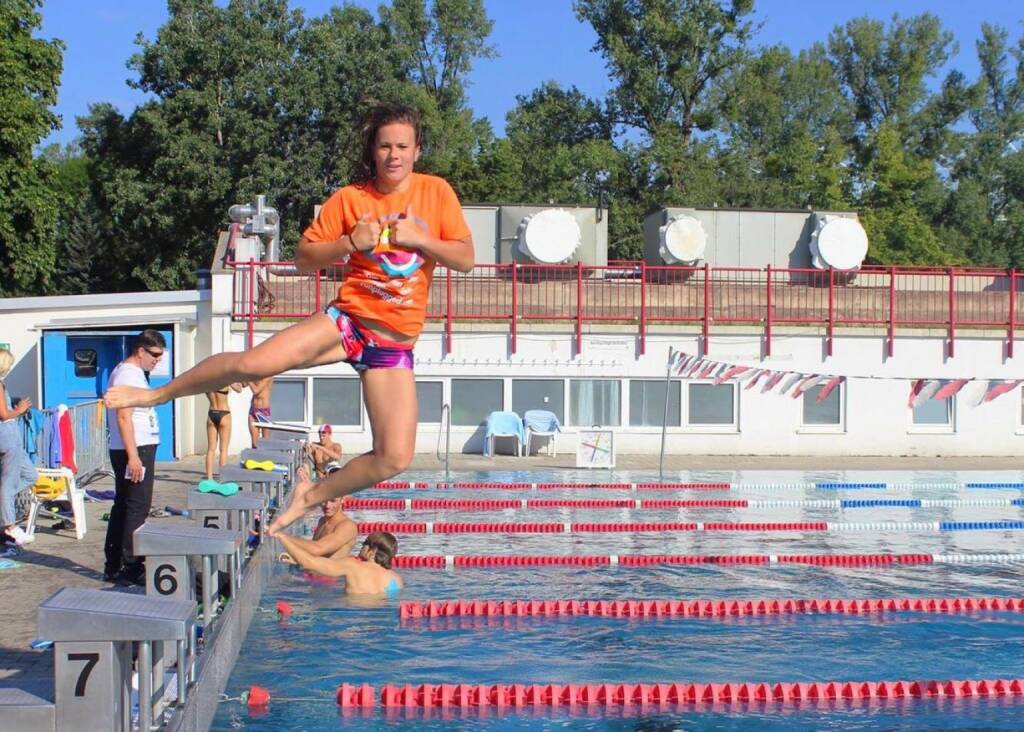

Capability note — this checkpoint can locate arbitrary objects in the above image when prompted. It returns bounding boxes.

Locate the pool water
[211,469,1024,730]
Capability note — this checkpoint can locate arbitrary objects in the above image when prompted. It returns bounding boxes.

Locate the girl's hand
[350,212,381,251]
[391,205,427,248]
[17,398,32,415]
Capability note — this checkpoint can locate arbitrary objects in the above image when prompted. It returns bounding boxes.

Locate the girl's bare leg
[105,315,344,408]
[269,367,417,535]
[218,415,232,468]
[204,418,218,479]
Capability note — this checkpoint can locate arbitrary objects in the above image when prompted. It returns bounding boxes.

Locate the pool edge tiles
[165,540,274,732]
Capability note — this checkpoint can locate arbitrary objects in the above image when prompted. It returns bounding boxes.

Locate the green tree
[717,44,853,209]
[827,14,973,265]
[0,0,63,296]
[80,0,407,289]
[944,23,1024,266]
[574,0,755,202]
[574,0,754,142]
[38,142,100,294]
[379,0,495,191]
[501,83,618,202]
[860,123,961,265]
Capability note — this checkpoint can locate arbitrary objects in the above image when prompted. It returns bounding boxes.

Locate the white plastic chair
[524,409,561,457]
[25,467,87,540]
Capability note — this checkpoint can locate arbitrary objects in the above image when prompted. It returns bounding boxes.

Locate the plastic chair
[484,411,526,457]
[25,467,87,540]
[524,409,561,457]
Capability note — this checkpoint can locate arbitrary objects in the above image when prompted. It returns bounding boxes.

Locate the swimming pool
[211,469,1024,730]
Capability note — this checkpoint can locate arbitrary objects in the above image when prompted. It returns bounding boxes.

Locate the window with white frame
[512,379,565,424]
[452,379,502,426]
[312,378,361,426]
[270,378,306,422]
[570,379,621,426]
[687,383,736,426]
[802,381,843,427]
[911,381,954,428]
[416,381,443,423]
[630,380,680,427]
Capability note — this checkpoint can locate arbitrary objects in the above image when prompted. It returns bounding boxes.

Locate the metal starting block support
[133,523,242,629]
[256,437,304,451]
[37,587,195,732]
[241,447,298,484]
[219,465,287,511]
[186,490,267,570]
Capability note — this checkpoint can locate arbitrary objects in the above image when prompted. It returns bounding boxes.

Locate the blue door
[42,329,176,461]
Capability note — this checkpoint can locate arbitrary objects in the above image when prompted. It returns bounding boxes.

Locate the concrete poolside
[2,450,1021,697]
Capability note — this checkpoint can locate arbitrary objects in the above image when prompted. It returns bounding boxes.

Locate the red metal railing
[227,261,1024,358]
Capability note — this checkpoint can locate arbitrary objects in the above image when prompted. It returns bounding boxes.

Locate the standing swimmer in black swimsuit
[205,384,242,479]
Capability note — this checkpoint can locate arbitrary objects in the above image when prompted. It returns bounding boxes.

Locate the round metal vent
[516,209,582,264]
[658,215,707,264]
[810,216,869,271]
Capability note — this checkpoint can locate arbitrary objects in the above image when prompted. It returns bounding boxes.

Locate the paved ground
[2,450,1021,697]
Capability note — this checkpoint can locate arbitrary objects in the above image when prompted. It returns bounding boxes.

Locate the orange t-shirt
[303,173,471,338]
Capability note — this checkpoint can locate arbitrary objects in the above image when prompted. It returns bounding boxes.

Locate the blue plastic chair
[483,411,526,457]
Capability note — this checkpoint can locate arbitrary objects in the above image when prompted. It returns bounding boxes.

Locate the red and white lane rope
[391,553,1024,569]
[399,596,1024,619]
[346,497,1024,510]
[369,481,1017,492]
[356,520,1024,534]
[322,678,1024,709]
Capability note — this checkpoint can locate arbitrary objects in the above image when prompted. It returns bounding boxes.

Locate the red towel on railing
[58,406,77,474]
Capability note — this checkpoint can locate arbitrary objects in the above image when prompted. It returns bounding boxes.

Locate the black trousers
[105,444,157,577]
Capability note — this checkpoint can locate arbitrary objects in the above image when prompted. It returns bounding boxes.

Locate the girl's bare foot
[268,473,315,536]
[104,385,163,408]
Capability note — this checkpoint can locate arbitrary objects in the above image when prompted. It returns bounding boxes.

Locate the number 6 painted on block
[155,563,178,595]
[68,652,99,697]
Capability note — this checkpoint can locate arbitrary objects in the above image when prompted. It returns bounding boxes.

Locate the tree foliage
[0,0,63,296]
[10,2,1024,293]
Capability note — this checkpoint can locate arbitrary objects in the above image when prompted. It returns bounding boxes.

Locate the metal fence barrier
[21,399,112,485]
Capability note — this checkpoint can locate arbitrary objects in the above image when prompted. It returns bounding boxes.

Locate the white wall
[240,323,1024,457]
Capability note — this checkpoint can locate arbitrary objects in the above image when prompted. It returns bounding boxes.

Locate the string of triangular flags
[669,352,1024,406]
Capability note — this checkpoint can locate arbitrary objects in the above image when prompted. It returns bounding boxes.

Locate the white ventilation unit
[516,208,582,264]
[810,215,869,271]
[658,214,708,264]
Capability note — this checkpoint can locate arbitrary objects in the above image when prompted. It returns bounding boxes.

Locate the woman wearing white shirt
[104,330,165,584]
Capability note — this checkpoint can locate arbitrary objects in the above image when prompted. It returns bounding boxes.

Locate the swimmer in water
[276,529,403,597]
[276,468,357,563]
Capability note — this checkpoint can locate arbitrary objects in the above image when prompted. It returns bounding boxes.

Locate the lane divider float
[345,497,1024,511]
[327,678,1024,709]
[356,520,1024,534]
[399,596,1024,619]
[391,553,1024,569]
[369,481,1024,492]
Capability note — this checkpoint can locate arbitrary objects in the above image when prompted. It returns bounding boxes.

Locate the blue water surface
[211,470,1024,730]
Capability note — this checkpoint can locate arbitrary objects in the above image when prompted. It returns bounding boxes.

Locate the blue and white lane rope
[389,482,1024,492]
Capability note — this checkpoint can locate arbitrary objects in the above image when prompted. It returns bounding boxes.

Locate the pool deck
[2,450,1020,699]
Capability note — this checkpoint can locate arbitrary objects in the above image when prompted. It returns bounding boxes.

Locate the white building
[3,203,1022,459]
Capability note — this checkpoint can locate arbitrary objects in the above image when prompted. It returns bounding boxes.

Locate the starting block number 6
[145,555,191,601]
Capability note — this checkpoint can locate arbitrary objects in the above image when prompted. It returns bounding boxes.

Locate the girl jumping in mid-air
[104,102,474,535]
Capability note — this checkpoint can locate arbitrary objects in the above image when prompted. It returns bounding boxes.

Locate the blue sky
[39,0,1022,148]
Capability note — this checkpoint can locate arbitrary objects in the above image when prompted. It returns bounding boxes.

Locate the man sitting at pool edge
[276,528,403,597]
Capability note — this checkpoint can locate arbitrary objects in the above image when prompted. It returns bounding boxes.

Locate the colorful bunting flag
[932,379,969,401]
